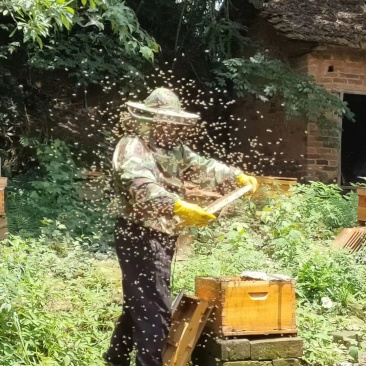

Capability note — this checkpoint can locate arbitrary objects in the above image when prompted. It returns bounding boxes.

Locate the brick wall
[292,48,366,183]
[229,98,307,179]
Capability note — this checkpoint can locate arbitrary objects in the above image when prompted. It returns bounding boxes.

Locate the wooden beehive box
[195,276,297,336]
[0,177,7,216]
[357,188,366,222]
[256,176,297,197]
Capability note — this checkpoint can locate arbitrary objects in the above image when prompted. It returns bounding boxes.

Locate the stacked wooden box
[357,188,366,224]
[0,177,7,239]
[192,276,303,366]
[255,177,297,198]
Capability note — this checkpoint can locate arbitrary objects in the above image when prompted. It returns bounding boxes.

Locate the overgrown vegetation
[2,141,365,365]
[0,0,354,176]
[1,139,118,365]
[0,236,119,365]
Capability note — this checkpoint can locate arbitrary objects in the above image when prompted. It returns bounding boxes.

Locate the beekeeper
[104,88,258,366]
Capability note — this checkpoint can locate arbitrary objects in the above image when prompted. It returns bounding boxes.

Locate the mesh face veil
[126,88,199,126]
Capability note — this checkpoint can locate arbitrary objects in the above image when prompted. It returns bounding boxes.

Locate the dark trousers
[105,218,177,366]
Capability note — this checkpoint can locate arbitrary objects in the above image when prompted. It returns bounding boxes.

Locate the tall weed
[0,236,119,365]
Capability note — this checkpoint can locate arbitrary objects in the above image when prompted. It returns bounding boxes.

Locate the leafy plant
[0,0,158,58]
[29,31,146,87]
[6,138,114,246]
[213,54,354,127]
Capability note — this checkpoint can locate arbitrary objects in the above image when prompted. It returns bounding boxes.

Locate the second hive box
[195,276,297,336]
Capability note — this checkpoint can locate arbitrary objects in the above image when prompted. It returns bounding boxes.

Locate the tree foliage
[0,0,158,59]
[0,0,355,174]
[213,54,354,125]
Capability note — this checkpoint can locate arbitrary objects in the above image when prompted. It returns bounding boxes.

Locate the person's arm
[181,145,258,193]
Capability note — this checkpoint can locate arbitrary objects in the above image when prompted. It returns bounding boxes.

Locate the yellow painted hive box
[195,276,297,336]
[0,177,7,216]
[255,176,297,197]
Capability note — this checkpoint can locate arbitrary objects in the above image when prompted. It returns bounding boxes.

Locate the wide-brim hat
[126,88,199,126]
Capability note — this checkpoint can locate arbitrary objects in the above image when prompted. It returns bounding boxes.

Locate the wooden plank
[171,301,207,365]
[332,227,366,253]
[163,295,211,366]
[0,190,4,215]
[205,185,252,214]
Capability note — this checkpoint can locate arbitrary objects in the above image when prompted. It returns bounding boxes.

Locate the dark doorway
[341,93,366,185]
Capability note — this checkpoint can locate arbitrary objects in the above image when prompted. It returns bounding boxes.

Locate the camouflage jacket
[111,135,241,236]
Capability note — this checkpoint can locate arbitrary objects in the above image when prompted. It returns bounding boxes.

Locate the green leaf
[36,36,43,48]
[139,45,153,60]
[65,7,75,15]
[349,346,359,362]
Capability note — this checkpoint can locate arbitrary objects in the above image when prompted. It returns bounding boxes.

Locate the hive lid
[240,271,293,282]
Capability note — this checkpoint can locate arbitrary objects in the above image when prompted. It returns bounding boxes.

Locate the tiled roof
[261,0,366,49]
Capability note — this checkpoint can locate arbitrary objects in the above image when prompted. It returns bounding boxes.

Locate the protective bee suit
[104,88,258,366]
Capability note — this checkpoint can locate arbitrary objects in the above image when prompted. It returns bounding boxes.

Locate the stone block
[272,358,302,366]
[333,331,362,347]
[250,338,304,360]
[0,216,7,240]
[212,339,250,361]
[192,351,273,366]
[223,362,272,366]
[199,335,250,361]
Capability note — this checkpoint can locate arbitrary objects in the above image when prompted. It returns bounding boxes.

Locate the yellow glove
[236,173,259,193]
[174,200,216,227]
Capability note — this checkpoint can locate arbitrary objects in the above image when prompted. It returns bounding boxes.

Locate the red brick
[328,160,338,167]
[332,78,348,83]
[323,154,338,160]
[323,166,337,171]
[347,79,364,85]
[346,68,364,73]
[307,142,323,148]
[317,147,335,154]
[321,83,335,89]
[344,74,361,79]
[320,77,335,82]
